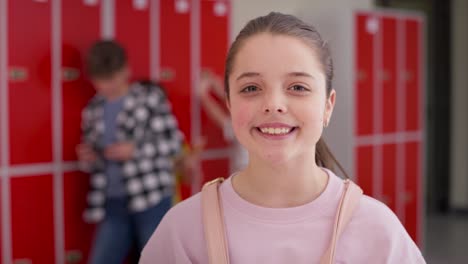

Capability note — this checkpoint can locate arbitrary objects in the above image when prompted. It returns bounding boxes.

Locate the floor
[424,214,468,263]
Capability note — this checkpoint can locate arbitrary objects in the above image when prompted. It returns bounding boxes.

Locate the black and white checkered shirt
[80,82,183,223]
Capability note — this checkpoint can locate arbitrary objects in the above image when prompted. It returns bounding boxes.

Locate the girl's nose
[263,105,286,113]
[263,90,287,114]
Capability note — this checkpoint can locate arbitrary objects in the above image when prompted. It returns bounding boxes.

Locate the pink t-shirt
[140,170,426,263]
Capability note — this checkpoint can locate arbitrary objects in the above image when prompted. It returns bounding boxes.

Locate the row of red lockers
[0,0,232,263]
[354,12,424,248]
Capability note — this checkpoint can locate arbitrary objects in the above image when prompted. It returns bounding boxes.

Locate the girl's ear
[324,89,336,126]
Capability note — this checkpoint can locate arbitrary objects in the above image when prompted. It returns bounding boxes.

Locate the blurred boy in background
[76,40,185,263]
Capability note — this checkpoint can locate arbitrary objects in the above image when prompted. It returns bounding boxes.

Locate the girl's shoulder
[335,192,424,261]
[352,194,404,231]
[141,192,208,263]
[164,191,204,228]
[339,193,425,262]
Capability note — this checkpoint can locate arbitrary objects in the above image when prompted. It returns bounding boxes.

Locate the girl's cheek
[230,102,255,130]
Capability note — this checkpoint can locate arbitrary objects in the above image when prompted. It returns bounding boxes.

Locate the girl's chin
[255,152,294,166]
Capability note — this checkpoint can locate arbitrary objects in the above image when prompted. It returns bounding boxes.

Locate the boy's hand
[199,71,213,97]
[104,142,135,161]
[174,137,206,184]
[199,69,224,97]
[76,143,97,163]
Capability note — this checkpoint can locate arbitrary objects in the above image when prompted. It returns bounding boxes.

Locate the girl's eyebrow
[236,72,315,81]
[236,72,260,81]
[235,71,315,82]
[287,72,315,79]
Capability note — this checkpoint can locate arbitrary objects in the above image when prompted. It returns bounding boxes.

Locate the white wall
[231,0,373,41]
[450,0,468,209]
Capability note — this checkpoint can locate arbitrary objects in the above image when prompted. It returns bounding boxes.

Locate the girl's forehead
[232,33,324,78]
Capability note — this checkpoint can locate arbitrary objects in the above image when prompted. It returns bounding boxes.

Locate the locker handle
[13,259,32,264]
[9,67,28,82]
[402,70,413,82]
[378,69,391,82]
[357,70,367,81]
[62,67,81,82]
[160,67,176,82]
[403,192,414,204]
[381,195,391,206]
[66,249,83,263]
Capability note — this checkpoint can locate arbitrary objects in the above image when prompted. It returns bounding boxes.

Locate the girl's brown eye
[289,85,309,92]
[241,85,259,93]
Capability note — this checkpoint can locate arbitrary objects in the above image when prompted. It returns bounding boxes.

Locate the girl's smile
[254,122,298,140]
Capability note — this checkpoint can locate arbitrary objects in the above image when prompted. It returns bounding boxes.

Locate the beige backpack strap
[202,178,230,264]
[320,179,363,264]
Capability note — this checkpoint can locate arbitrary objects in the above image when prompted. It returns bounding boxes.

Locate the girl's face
[227,33,335,165]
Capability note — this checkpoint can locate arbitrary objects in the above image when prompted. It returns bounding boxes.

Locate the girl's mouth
[256,126,297,136]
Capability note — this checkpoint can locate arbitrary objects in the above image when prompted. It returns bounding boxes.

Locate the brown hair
[86,40,127,79]
[224,12,348,178]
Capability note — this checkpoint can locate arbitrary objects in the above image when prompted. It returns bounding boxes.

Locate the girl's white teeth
[260,127,291,135]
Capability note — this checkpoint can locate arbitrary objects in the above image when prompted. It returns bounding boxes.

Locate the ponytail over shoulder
[315,138,349,179]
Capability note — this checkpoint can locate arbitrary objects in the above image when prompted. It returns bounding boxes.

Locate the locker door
[63,172,95,264]
[62,1,100,262]
[115,0,150,80]
[1,1,6,263]
[201,159,229,183]
[8,0,52,165]
[11,175,55,264]
[160,0,192,198]
[404,17,423,245]
[404,18,422,132]
[382,143,397,211]
[404,141,421,244]
[356,145,373,195]
[62,0,100,162]
[355,13,375,136]
[381,16,398,213]
[159,0,192,142]
[355,13,376,196]
[381,16,397,134]
[200,0,230,150]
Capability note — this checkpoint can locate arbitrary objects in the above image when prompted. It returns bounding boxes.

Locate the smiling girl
[140,12,425,264]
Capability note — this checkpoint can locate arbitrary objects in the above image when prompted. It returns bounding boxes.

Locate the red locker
[2,1,233,262]
[405,19,421,132]
[200,0,230,149]
[405,141,421,243]
[8,0,52,165]
[159,0,192,143]
[403,17,423,244]
[382,143,397,211]
[10,175,55,264]
[115,0,150,80]
[355,14,375,136]
[356,145,373,196]
[381,16,397,134]
[201,158,229,183]
[353,11,424,245]
[63,172,95,264]
[62,0,100,161]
